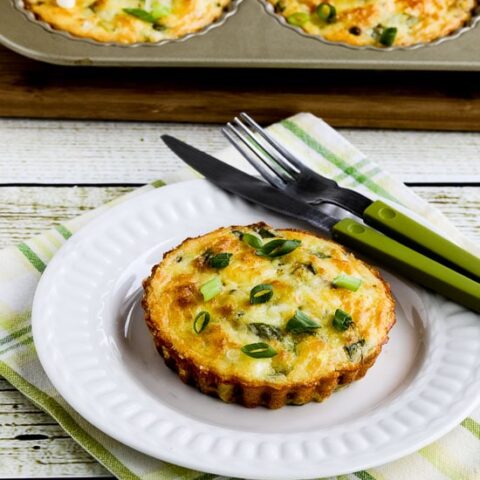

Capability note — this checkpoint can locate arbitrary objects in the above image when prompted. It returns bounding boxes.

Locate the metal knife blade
[162,135,337,234]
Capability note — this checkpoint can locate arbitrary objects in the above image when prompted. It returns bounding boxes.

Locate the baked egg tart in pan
[16,0,480,49]
[143,223,395,409]
[262,0,480,49]
[18,0,241,45]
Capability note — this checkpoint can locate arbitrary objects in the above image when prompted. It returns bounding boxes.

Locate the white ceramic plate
[32,180,480,480]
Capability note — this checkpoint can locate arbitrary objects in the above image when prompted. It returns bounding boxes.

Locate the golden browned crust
[143,223,395,409]
[143,314,384,408]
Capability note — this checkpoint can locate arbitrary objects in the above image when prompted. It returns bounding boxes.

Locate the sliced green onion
[316,3,336,23]
[123,8,157,23]
[241,232,263,249]
[193,311,210,334]
[286,12,310,26]
[151,2,171,18]
[257,239,301,258]
[332,308,354,331]
[257,227,276,238]
[250,284,274,304]
[200,277,222,301]
[241,342,277,358]
[332,274,362,291]
[286,309,320,334]
[257,239,284,255]
[208,252,232,269]
[248,323,282,340]
[315,251,331,259]
[380,27,397,46]
[344,339,365,360]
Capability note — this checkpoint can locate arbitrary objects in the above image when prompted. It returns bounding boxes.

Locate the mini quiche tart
[143,223,395,409]
[267,0,477,47]
[23,0,233,44]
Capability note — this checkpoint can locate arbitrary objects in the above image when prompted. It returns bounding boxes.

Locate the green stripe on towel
[17,243,47,273]
[0,336,33,357]
[0,325,32,346]
[281,119,395,202]
[151,179,167,188]
[461,417,480,440]
[354,471,377,480]
[333,158,370,183]
[55,224,73,240]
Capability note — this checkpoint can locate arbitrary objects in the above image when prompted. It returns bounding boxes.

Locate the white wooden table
[0,119,479,478]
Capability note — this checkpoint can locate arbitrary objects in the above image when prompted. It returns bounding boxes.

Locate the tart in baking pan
[266,0,477,48]
[23,0,234,43]
[143,223,395,409]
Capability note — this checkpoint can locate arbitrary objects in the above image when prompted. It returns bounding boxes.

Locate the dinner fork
[222,113,480,282]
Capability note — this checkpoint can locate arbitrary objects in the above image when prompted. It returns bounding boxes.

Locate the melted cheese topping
[24,0,231,43]
[57,0,76,8]
[268,0,476,47]
[144,224,395,386]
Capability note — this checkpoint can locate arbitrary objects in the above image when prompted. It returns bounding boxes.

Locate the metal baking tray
[1,0,480,69]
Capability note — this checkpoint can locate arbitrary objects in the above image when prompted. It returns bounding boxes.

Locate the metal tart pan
[1,0,480,68]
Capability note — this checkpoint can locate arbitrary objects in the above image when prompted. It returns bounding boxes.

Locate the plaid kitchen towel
[0,113,479,480]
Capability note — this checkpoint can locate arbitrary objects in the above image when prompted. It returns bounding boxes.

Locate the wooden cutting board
[1,45,480,131]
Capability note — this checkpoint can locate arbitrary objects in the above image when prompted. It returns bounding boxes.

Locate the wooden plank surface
[1,120,480,185]
[0,378,109,478]
[2,46,480,130]
[0,119,478,477]
[0,185,478,249]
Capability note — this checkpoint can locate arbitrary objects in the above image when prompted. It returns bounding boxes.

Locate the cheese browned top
[267,0,476,47]
[143,224,395,387]
[23,0,232,44]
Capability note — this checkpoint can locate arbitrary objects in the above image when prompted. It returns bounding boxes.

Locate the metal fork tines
[222,112,371,215]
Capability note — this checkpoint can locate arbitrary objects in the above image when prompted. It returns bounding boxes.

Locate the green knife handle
[332,218,480,313]
[363,200,480,282]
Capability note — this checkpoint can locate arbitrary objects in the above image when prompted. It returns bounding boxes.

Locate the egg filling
[267,0,477,47]
[24,0,232,43]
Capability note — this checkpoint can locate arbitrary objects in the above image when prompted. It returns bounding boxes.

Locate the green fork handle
[363,200,480,282]
[332,218,480,313]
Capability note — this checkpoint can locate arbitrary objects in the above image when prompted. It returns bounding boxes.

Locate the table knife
[162,135,480,313]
